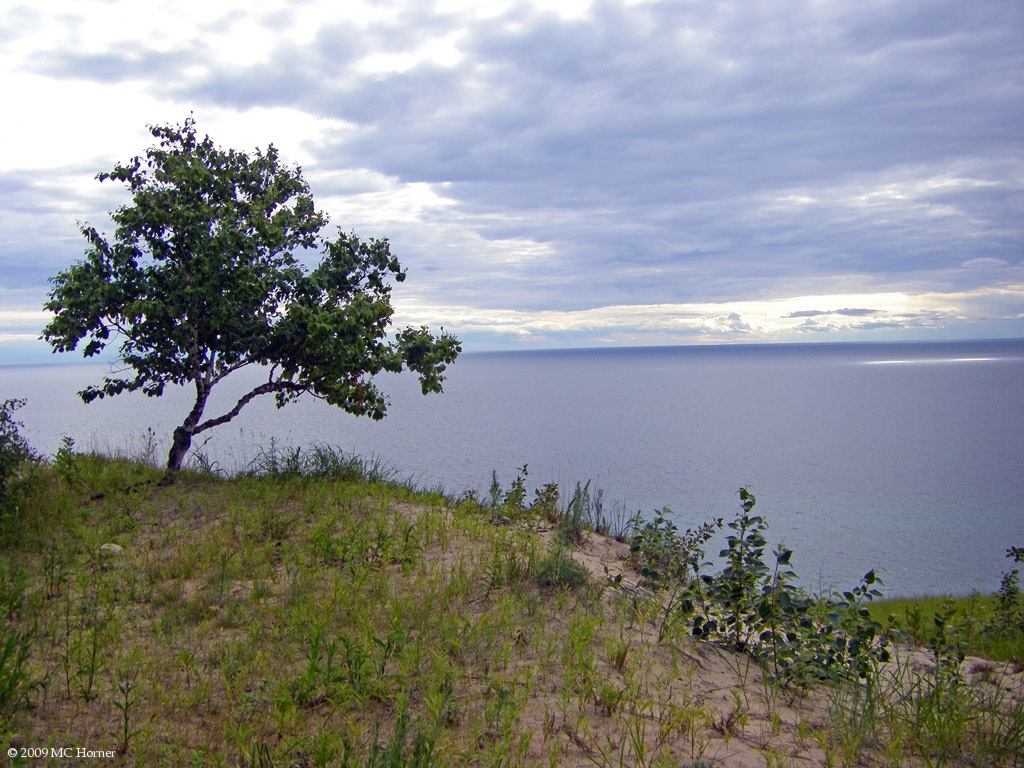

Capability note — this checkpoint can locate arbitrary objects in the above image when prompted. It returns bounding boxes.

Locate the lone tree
[43,118,461,475]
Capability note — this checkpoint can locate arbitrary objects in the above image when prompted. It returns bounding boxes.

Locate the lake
[3,338,1023,598]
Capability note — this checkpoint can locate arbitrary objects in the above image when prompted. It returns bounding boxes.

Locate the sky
[1,0,1022,362]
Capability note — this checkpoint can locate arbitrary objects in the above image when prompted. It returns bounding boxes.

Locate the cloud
[31,46,197,85]
[961,257,1011,270]
[390,285,1024,349]
[1,0,1022,361]
[786,308,881,319]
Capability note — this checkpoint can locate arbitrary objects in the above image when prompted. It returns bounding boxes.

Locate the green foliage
[483,465,536,520]
[627,509,722,587]
[971,546,1024,665]
[487,470,502,510]
[60,583,108,701]
[587,489,631,542]
[992,546,1023,635]
[362,699,438,768]
[530,481,560,522]
[111,673,144,755]
[0,563,42,725]
[503,465,529,515]
[556,481,590,546]
[0,626,37,724]
[873,546,1024,664]
[43,117,460,473]
[4,454,1020,765]
[681,489,890,688]
[53,436,80,485]
[489,470,622,548]
[534,548,589,590]
[247,441,402,485]
[0,399,36,518]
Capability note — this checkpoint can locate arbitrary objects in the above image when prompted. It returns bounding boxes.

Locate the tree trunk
[163,380,211,480]
[165,426,193,475]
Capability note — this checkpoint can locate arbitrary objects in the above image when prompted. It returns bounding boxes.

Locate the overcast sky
[2,0,1022,362]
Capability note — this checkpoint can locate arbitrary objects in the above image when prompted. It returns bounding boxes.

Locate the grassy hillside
[1,450,1022,767]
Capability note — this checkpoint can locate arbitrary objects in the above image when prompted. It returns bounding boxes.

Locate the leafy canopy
[43,117,461,472]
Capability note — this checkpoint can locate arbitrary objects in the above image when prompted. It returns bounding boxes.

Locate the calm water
[3,339,1023,597]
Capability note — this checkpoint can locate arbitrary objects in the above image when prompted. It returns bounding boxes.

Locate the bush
[0,399,36,514]
[627,509,722,587]
[681,489,891,688]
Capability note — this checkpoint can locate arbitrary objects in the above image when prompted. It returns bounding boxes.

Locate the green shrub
[681,489,890,688]
[627,509,721,587]
[502,465,529,515]
[535,548,589,589]
[992,547,1023,634]
[0,399,36,510]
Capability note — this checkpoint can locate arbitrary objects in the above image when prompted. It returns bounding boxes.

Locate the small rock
[99,543,124,556]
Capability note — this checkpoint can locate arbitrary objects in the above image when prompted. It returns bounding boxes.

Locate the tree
[43,117,461,475]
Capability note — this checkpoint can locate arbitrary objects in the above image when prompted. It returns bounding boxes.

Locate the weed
[487,470,502,510]
[984,546,1024,659]
[289,628,347,708]
[503,465,529,516]
[242,740,277,768]
[557,481,591,546]
[54,436,80,486]
[595,681,626,716]
[531,481,561,522]
[111,672,144,755]
[187,436,225,477]
[178,650,200,689]
[0,625,38,724]
[247,442,403,486]
[42,540,71,599]
[0,399,35,492]
[535,548,589,590]
[364,696,438,768]
[605,635,630,672]
[0,563,28,619]
[823,673,885,762]
[60,582,108,701]
[713,688,748,739]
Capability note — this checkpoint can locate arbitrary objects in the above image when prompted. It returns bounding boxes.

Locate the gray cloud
[787,308,882,319]
[31,46,197,85]
[294,0,1021,309]
[1,0,1022,360]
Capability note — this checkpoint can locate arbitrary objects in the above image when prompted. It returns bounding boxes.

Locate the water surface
[4,339,1022,597]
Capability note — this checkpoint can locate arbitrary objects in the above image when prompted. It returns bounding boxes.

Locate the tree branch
[210,358,256,386]
[192,379,306,436]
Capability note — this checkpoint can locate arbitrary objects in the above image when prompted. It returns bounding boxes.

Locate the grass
[0,447,1021,767]
[870,593,1024,665]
